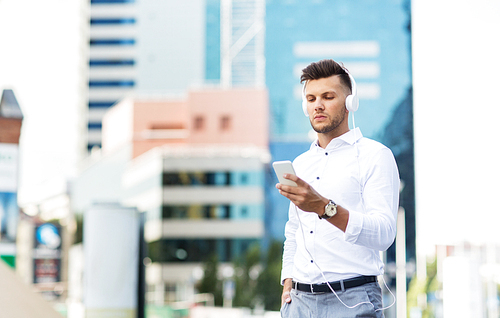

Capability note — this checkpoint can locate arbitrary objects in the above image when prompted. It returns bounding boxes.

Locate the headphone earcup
[345,94,359,112]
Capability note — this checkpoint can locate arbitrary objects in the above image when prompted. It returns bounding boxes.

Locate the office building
[71,87,269,304]
[202,3,415,279]
[220,0,265,87]
[263,1,415,280]
[87,0,207,150]
[88,0,138,150]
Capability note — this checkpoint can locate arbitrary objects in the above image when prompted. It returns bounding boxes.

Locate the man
[277,59,399,317]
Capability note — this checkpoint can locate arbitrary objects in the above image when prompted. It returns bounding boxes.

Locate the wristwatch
[320,200,337,219]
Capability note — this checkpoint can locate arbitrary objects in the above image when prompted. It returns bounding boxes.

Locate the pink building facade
[102,88,269,158]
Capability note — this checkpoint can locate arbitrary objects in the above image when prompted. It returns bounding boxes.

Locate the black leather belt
[292,275,377,293]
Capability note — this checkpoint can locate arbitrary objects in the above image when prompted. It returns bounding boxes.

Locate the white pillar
[396,207,407,318]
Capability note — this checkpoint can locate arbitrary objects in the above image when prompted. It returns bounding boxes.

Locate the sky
[1,0,500,256]
[412,0,500,254]
[0,0,85,201]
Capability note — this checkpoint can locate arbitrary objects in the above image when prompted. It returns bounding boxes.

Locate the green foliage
[232,244,261,308]
[147,240,163,263]
[73,214,84,244]
[196,254,223,306]
[255,241,283,311]
[195,241,284,311]
[406,257,439,318]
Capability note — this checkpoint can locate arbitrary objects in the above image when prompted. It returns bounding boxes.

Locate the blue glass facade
[204,2,414,266]
[263,0,414,273]
[205,0,221,82]
[266,0,411,139]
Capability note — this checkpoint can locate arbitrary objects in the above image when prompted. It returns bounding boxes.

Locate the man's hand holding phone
[273,161,328,214]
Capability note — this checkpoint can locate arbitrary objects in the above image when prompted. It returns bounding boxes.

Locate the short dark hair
[300,59,352,93]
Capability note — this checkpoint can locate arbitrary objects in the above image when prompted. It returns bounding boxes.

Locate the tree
[232,244,261,308]
[255,241,283,311]
[407,257,439,318]
[195,241,285,311]
[196,254,223,306]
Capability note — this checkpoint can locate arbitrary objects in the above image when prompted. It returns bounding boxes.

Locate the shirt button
[310,231,313,234]
[316,177,320,180]
[325,152,328,155]
[310,260,314,263]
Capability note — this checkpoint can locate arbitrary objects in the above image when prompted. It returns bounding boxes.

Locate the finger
[282,291,291,304]
[276,184,292,196]
[283,174,311,191]
[282,296,291,304]
[283,173,300,183]
[281,181,308,195]
[280,192,304,208]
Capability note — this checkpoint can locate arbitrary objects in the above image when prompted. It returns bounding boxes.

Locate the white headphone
[302,71,359,117]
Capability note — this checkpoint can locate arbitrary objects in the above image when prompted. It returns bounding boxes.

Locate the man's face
[304,75,349,135]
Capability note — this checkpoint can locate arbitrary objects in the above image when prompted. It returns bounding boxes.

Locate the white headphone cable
[293,205,396,311]
[349,111,396,311]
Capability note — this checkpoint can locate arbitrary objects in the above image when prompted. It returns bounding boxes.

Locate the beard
[310,111,346,134]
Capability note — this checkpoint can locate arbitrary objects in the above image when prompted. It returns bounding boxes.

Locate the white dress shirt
[281,128,400,284]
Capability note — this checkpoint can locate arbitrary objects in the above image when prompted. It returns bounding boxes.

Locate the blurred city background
[0,0,499,317]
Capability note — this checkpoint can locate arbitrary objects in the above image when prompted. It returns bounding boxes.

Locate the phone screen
[272,161,297,187]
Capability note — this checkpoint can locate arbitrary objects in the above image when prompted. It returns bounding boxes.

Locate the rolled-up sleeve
[280,202,298,285]
[344,148,399,251]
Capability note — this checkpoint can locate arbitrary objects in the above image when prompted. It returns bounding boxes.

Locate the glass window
[220,115,231,131]
[87,144,101,152]
[162,205,231,219]
[241,207,248,217]
[193,116,204,130]
[91,0,135,3]
[88,122,102,129]
[89,101,116,108]
[89,80,135,87]
[90,18,136,25]
[90,39,135,45]
[163,172,231,186]
[148,238,259,263]
[240,173,248,184]
[89,59,135,66]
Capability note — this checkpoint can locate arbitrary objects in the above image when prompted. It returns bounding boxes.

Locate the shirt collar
[310,127,363,151]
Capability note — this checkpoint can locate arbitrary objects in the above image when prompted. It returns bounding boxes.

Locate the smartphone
[272,160,298,187]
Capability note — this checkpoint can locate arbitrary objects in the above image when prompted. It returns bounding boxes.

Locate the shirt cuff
[344,210,363,244]
[280,268,292,286]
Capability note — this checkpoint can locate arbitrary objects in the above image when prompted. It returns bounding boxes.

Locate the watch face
[326,205,336,216]
[324,201,337,218]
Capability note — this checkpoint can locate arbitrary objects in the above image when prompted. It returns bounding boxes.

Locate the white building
[71,87,269,305]
[87,0,207,150]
